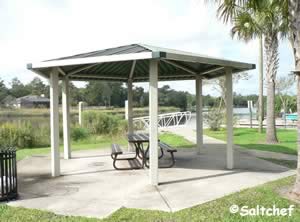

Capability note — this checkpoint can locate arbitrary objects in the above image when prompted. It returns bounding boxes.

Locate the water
[0,108,255,128]
[233,107,257,119]
[186,108,257,130]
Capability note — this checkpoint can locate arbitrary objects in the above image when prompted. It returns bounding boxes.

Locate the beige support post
[62,76,71,159]
[125,100,129,120]
[127,80,134,152]
[248,100,253,128]
[196,75,203,154]
[50,68,60,177]
[78,101,84,126]
[149,59,159,186]
[225,67,234,169]
[128,80,133,134]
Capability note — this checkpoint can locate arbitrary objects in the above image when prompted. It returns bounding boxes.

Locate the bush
[204,108,224,131]
[0,123,19,147]
[71,126,89,141]
[82,111,127,136]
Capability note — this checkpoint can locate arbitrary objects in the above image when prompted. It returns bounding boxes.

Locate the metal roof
[17,95,50,103]
[27,43,256,82]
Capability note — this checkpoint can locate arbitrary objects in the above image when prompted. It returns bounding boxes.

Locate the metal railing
[133,111,191,129]
[0,148,18,201]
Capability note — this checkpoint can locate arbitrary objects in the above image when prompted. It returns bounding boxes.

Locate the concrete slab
[9,140,294,218]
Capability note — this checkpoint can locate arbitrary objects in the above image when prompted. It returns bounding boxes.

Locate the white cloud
[0,0,295,95]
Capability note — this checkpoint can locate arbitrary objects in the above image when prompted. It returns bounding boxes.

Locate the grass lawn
[17,132,194,161]
[261,158,297,169]
[16,136,127,161]
[159,131,194,148]
[204,128,297,155]
[1,176,299,221]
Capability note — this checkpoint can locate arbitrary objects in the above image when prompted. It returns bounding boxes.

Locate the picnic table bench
[111,133,177,170]
[144,142,177,168]
[111,144,142,170]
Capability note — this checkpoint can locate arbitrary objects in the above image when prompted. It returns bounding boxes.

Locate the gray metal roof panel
[29,43,256,82]
[46,44,150,61]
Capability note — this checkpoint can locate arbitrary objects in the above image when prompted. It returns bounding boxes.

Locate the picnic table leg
[135,142,144,159]
[145,144,164,159]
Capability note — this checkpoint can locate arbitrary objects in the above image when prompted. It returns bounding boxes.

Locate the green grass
[17,132,194,161]
[261,158,297,169]
[204,128,297,155]
[159,132,195,148]
[1,176,299,221]
[17,135,127,161]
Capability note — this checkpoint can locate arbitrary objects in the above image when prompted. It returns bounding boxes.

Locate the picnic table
[127,133,153,167]
[111,133,177,170]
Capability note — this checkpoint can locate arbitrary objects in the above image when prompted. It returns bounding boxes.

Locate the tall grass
[0,122,50,148]
[82,111,127,136]
[0,112,127,149]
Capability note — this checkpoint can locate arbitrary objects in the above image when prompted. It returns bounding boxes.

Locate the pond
[0,107,256,128]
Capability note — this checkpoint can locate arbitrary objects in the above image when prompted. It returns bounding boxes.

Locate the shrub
[18,122,35,148]
[82,111,127,136]
[204,108,224,131]
[0,123,19,147]
[0,122,50,149]
[71,126,89,141]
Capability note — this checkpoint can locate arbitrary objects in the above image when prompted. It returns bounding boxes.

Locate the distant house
[12,95,50,108]
[3,95,16,107]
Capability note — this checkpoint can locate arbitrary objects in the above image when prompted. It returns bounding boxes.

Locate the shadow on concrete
[14,144,291,205]
[169,143,291,173]
[62,169,116,176]
[159,170,241,186]
[71,154,111,159]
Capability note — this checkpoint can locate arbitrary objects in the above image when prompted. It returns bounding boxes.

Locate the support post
[127,80,134,152]
[125,100,129,120]
[225,67,234,169]
[248,100,253,128]
[196,75,203,154]
[50,68,60,177]
[149,60,159,186]
[62,76,71,159]
[78,101,84,125]
[128,80,133,134]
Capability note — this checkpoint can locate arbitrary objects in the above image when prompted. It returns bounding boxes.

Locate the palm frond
[231,11,261,41]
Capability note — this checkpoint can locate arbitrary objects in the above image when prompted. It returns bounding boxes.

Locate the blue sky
[0,0,295,96]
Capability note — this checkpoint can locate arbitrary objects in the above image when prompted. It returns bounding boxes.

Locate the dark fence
[0,148,18,201]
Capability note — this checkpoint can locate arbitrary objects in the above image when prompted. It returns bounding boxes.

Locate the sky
[0,0,295,96]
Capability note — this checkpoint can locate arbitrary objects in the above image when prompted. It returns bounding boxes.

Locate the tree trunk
[292,74,300,196]
[258,36,264,133]
[289,0,300,196]
[264,33,279,144]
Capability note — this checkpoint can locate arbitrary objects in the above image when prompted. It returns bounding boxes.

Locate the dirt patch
[278,185,300,204]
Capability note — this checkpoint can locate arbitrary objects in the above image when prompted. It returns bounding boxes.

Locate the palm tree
[213,0,288,143]
[209,0,300,198]
[287,0,300,196]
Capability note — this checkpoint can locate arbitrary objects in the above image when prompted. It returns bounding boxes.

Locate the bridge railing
[133,111,191,129]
